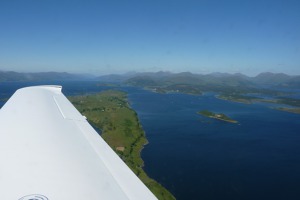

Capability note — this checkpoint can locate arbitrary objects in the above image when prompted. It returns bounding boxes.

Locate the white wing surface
[0,86,157,200]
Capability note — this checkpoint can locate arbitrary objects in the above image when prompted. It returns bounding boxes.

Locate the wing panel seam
[53,96,66,119]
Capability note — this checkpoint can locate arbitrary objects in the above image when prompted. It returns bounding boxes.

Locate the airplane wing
[0,86,157,200]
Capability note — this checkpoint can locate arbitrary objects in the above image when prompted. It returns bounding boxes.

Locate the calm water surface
[128,89,300,200]
[1,82,300,200]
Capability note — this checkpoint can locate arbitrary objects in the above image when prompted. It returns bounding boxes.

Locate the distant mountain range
[252,72,300,88]
[1,70,299,90]
[96,71,300,96]
[0,71,94,82]
[97,71,300,90]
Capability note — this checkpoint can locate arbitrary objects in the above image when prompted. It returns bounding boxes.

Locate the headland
[69,90,175,200]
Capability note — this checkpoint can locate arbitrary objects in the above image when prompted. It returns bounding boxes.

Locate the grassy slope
[69,90,175,200]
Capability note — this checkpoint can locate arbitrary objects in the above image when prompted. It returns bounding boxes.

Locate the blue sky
[0,0,299,76]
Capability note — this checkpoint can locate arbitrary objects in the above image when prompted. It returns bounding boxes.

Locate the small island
[198,110,238,123]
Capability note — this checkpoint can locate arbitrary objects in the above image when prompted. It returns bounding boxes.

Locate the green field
[69,90,175,200]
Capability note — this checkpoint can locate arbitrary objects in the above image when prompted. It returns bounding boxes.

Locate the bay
[127,89,300,200]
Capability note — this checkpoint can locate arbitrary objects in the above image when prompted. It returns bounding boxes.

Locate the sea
[1,81,300,200]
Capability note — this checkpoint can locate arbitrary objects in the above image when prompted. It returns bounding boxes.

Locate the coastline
[69,90,175,200]
[216,95,253,104]
[276,107,300,114]
[217,95,300,115]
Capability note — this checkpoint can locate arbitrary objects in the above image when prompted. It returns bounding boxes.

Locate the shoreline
[217,95,300,115]
[69,90,175,200]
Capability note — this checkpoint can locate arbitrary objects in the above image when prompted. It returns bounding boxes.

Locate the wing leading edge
[0,86,157,200]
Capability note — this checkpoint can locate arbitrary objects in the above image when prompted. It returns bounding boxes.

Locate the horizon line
[1,69,299,78]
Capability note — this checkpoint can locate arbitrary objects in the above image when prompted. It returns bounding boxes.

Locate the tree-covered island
[198,110,238,123]
[69,90,175,200]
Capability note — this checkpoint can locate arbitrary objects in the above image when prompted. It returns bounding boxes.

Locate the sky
[0,0,299,76]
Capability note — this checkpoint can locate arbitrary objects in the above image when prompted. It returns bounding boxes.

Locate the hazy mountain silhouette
[1,70,299,89]
[0,71,94,81]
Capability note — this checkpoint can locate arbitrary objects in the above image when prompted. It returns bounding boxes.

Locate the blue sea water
[1,82,300,200]
[127,90,300,200]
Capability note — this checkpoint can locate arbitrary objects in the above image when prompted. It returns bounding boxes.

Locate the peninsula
[198,110,238,123]
[276,107,300,114]
[69,90,175,200]
[217,94,260,104]
[218,94,300,114]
